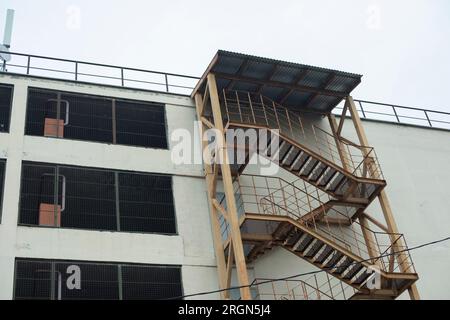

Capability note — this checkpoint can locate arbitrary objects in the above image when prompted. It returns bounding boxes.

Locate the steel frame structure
[194,72,419,300]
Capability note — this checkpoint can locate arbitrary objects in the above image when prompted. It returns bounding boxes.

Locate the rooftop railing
[335,99,450,131]
[0,51,199,95]
[1,51,448,130]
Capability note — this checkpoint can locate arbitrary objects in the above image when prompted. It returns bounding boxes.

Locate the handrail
[250,277,335,300]
[337,99,450,130]
[299,272,357,300]
[312,125,384,179]
[236,174,415,274]
[0,50,199,95]
[222,89,384,181]
[263,196,412,274]
[2,51,448,131]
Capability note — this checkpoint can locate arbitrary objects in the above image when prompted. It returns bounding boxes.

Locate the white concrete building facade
[0,56,449,300]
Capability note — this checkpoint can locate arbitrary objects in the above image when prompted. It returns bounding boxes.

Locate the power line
[164,235,450,300]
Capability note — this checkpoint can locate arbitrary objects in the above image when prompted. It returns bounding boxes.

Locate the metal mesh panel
[19,163,57,226]
[25,87,167,148]
[115,100,167,148]
[0,84,13,132]
[19,162,176,234]
[121,264,182,299]
[55,262,119,300]
[14,259,182,300]
[61,92,113,143]
[118,172,176,233]
[0,159,5,219]
[59,166,117,230]
[14,260,52,300]
[25,89,60,136]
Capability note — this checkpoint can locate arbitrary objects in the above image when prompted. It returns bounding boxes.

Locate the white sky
[1,0,449,112]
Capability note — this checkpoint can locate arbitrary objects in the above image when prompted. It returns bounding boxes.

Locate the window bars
[0,83,13,132]
[25,87,168,149]
[14,258,183,300]
[0,159,5,220]
[19,162,176,234]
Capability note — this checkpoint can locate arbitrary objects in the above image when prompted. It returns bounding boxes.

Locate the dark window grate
[0,159,6,220]
[0,84,13,133]
[14,258,183,300]
[19,162,176,234]
[25,87,168,148]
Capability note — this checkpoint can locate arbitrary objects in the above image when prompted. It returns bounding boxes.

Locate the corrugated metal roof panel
[270,65,305,84]
[325,75,359,92]
[260,86,285,101]
[298,69,329,88]
[309,95,342,111]
[284,91,312,106]
[241,60,274,79]
[193,50,362,113]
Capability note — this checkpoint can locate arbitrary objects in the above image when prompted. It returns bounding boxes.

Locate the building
[0,50,449,300]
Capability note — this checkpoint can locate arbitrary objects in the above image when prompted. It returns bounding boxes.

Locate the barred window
[25,87,167,148]
[115,99,167,148]
[0,84,13,132]
[14,258,183,300]
[19,162,176,234]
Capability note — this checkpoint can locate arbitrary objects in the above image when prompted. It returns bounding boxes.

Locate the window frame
[24,87,169,149]
[0,83,14,133]
[0,159,6,222]
[18,161,178,235]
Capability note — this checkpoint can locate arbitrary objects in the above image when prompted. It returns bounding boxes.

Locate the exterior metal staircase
[221,174,418,299]
[194,73,419,300]
[221,90,385,218]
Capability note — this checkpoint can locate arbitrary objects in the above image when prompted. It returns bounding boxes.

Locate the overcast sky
[1,0,449,112]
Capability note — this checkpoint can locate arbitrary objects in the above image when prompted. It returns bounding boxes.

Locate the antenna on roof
[1,9,15,72]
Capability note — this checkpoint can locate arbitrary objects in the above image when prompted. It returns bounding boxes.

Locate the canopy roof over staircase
[192,50,362,113]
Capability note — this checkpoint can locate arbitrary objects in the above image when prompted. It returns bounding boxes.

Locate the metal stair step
[304,240,325,258]
[264,139,273,156]
[284,231,304,247]
[343,263,364,280]
[266,140,287,158]
[323,252,344,269]
[309,162,328,183]
[327,173,346,192]
[318,168,338,187]
[279,145,294,163]
[263,134,272,153]
[314,245,334,264]
[300,158,320,177]
[286,151,302,169]
[332,257,353,275]
[274,141,291,161]
[281,147,301,167]
[352,269,371,285]
[295,234,315,252]
[290,152,310,172]
[334,179,353,196]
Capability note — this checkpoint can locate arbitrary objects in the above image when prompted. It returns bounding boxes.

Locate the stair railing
[235,174,415,274]
[250,277,335,300]
[290,272,357,300]
[221,89,384,181]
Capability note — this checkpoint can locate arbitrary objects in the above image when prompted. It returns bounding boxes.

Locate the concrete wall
[0,74,219,299]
